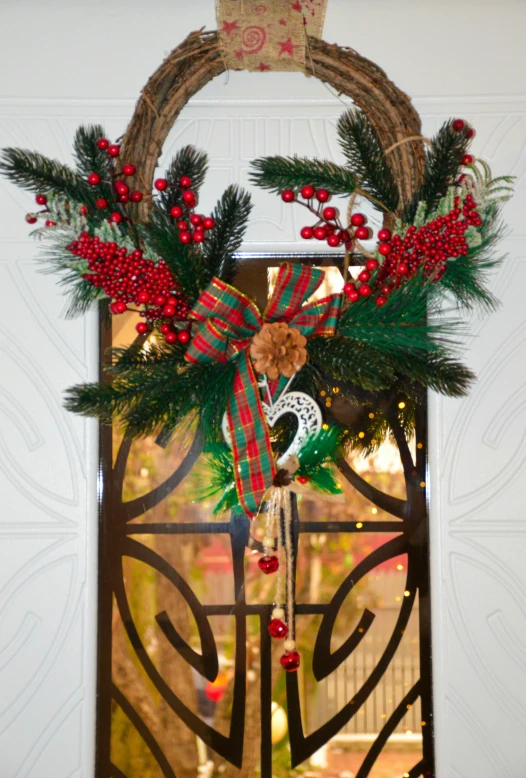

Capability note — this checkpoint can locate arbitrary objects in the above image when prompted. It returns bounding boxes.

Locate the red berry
[268,619,289,639]
[88,173,101,185]
[45,219,56,227]
[164,331,177,344]
[114,181,128,195]
[301,226,314,239]
[378,242,392,256]
[466,127,476,139]
[358,270,371,283]
[376,295,387,307]
[177,221,188,231]
[355,226,370,240]
[96,198,108,210]
[280,651,301,672]
[350,213,366,227]
[154,178,168,191]
[301,185,315,199]
[179,175,192,188]
[109,212,123,224]
[190,214,203,226]
[193,231,205,243]
[170,205,183,218]
[359,284,372,297]
[323,206,336,221]
[327,234,340,247]
[378,228,391,242]
[343,282,355,294]
[177,330,191,344]
[160,323,171,334]
[114,301,127,314]
[180,231,192,244]
[154,295,167,306]
[316,188,330,202]
[462,154,474,166]
[97,138,109,150]
[35,193,47,205]
[136,322,148,334]
[366,259,379,271]
[122,163,136,176]
[313,227,327,240]
[203,217,215,229]
[79,205,88,216]
[119,194,129,204]
[183,190,196,204]
[137,291,149,304]
[130,190,143,202]
[108,144,120,157]
[258,555,279,574]
[452,119,466,132]
[281,189,295,202]
[397,263,409,275]
[162,304,176,317]
[297,475,309,484]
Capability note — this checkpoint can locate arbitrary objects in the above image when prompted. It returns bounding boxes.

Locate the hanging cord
[283,488,296,648]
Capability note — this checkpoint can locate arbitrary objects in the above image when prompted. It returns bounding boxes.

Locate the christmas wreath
[0,106,512,670]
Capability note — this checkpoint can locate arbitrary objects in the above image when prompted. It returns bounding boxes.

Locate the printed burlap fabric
[216,0,327,72]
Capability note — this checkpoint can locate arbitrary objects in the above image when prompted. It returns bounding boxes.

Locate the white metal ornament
[221,388,322,468]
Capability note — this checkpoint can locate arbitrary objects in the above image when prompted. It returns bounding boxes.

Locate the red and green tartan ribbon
[185,262,341,517]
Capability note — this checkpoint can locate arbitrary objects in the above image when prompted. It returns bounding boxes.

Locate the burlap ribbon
[216,0,327,72]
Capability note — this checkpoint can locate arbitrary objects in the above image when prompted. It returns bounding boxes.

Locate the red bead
[88,173,101,186]
[154,178,168,191]
[136,322,148,334]
[280,651,301,672]
[45,219,56,227]
[170,205,182,218]
[281,189,295,202]
[108,144,120,157]
[137,291,149,304]
[359,284,372,297]
[327,234,340,247]
[268,619,289,639]
[358,270,371,283]
[179,231,192,244]
[130,190,143,202]
[378,242,392,256]
[313,227,327,240]
[203,217,215,229]
[109,212,122,223]
[35,193,47,205]
[300,226,314,239]
[162,304,176,317]
[164,331,177,344]
[79,205,88,216]
[177,330,190,344]
[350,213,366,227]
[378,228,392,242]
[183,190,196,204]
[323,206,336,221]
[366,259,379,271]
[452,119,466,132]
[258,555,279,574]
[122,163,136,176]
[462,154,474,166]
[179,175,192,188]
[97,138,109,150]
[190,214,202,226]
[355,226,370,240]
[316,188,330,202]
[376,295,387,307]
[301,185,315,199]
[193,231,205,243]
[114,301,127,314]
[96,198,108,210]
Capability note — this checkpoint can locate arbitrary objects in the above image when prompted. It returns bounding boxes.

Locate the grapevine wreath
[0,29,513,673]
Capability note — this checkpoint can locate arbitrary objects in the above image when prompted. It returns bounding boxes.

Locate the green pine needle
[250,155,356,196]
[0,147,88,201]
[201,184,252,285]
[156,145,209,214]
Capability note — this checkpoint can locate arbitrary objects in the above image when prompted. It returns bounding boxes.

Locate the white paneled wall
[0,2,524,776]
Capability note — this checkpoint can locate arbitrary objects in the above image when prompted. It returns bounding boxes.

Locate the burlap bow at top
[185,263,341,517]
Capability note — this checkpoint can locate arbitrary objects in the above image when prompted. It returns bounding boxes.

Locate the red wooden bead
[258,555,279,574]
[350,213,366,227]
[301,226,314,239]
[316,188,330,202]
[301,185,315,199]
[281,189,295,202]
[122,163,136,176]
[154,178,168,191]
[268,619,289,639]
[280,651,301,672]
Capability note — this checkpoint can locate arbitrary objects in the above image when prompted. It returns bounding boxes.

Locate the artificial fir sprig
[250,156,357,197]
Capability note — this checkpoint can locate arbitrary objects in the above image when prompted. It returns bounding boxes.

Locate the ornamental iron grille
[95,256,434,778]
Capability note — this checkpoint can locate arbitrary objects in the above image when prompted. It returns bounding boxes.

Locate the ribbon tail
[227,350,277,518]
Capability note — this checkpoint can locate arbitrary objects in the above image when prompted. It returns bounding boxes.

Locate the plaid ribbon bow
[185,263,341,517]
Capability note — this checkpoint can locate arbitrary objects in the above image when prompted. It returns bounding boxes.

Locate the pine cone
[249,322,307,380]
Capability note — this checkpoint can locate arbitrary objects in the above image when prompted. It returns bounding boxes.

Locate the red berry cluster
[68,232,190,343]
[169,193,216,245]
[373,194,482,293]
[281,185,370,249]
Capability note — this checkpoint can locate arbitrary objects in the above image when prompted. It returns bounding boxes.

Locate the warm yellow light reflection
[417,442,423,449]
[396,563,404,571]
[398,401,406,409]
[404,590,411,597]
[371,507,378,514]
[420,481,426,488]
[358,431,365,438]
[356,522,363,529]
[368,412,375,418]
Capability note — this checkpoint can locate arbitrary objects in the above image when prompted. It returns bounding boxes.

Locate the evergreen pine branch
[156,145,209,214]
[73,124,112,181]
[142,212,203,303]
[393,353,474,397]
[201,184,252,285]
[0,147,89,202]
[250,156,356,196]
[308,336,396,391]
[404,120,469,222]
[336,109,400,212]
